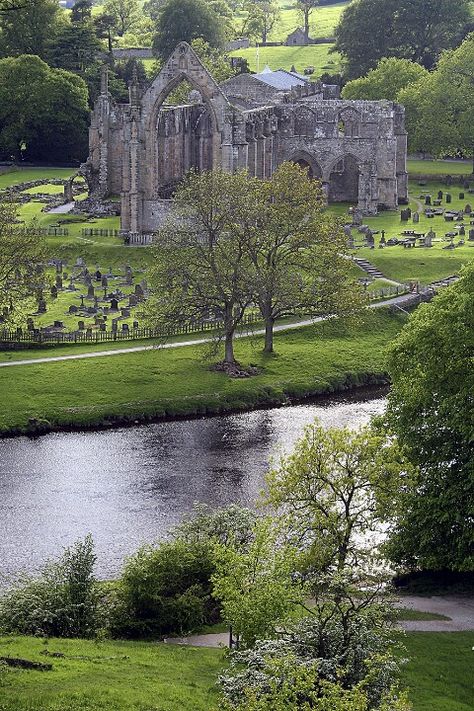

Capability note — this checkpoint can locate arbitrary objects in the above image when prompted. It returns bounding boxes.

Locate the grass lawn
[402,633,474,711]
[0,309,404,434]
[407,159,473,176]
[229,43,340,74]
[0,636,223,711]
[0,167,76,189]
[395,609,451,622]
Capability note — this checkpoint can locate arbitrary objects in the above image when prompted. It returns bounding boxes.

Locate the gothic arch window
[337,108,360,138]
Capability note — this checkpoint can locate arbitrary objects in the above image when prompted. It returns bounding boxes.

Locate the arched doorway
[288,153,323,181]
[328,155,359,203]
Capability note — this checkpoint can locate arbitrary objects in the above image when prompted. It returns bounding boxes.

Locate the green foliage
[240,0,281,44]
[334,0,472,78]
[0,55,89,163]
[109,539,219,637]
[152,0,226,60]
[0,0,62,59]
[212,518,302,648]
[173,503,257,548]
[47,22,102,74]
[217,614,411,710]
[398,33,474,159]
[103,0,140,37]
[342,58,428,102]
[384,263,474,572]
[0,536,101,638]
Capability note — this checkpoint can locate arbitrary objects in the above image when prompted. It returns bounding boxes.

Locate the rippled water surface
[0,389,387,582]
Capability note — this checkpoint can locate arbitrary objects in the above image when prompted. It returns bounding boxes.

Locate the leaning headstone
[424,230,435,247]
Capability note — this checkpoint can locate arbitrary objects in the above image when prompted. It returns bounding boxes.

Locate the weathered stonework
[85,42,408,234]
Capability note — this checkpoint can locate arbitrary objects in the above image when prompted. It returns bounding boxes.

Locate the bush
[109,539,218,638]
[0,535,101,638]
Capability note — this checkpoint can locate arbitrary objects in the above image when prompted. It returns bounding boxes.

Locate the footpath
[0,293,421,369]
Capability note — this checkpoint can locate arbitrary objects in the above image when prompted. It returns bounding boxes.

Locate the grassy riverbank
[0,310,404,436]
[0,632,472,711]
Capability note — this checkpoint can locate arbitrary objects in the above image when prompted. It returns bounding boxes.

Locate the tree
[240,0,280,45]
[0,0,62,59]
[342,57,429,102]
[333,0,472,79]
[146,170,256,365]
[0,55,89,163]
[48,22,102,74]
[212,518,302,648]
[295,0,319,41]
[94,12,116,53]
[71,0,92,24]
[103,0,140,37]
[0,199,46,323]
[152,0,225,60]
[0,536,100,638]
[398,34,474,167]
[247,162,361,353]
[384,263,474,573]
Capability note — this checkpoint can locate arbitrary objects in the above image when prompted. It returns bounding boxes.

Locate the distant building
[285,28,313,46]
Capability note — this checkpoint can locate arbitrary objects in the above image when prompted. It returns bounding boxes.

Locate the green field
[230,42,339,74]
[0,310,404,434]
[407,159,473,176]
[0,632,472,711]
[0,636,223,711]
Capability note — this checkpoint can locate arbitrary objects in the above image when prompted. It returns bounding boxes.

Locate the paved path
[396,595,474,632]
[163,597,474,649]
[0,293,418,369]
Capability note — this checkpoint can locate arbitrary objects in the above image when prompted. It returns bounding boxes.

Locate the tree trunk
[263,316,274,353]
[304,9,310,41]
[224,330,235,363]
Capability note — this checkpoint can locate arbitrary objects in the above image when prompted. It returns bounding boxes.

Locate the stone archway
[328,154,360,203]
[288,151,323,180]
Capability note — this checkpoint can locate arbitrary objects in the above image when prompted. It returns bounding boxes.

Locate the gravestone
[111,319,118,332]
[38,299,47,313]
[129,294,138,307]
[121,307,130,317]
[69,304,78,314]
[50,285,58,298]
[78,320,85,330]
[468,229,474,241]
[437,190,443,200]
[459,193,464,200]
[424,230,434,247]
[122,323,129,332]
[459,225,465,236]
[95,270,102,281]
[100,323,107,331]
[110,298,119,310]
[465,204,472,214]
[446,193,452,203]
[413,212,420,223]
[87,285,95,299]
[27,318,34,330]
[54,320,63,328]
[101,275,108,288]
[125,266,133,285]
[424,195,431,206]
[134,284,144,300]
[55,275,63,289]
[133,321,139,329]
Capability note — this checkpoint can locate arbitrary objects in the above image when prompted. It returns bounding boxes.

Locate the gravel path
[0,293,417,369]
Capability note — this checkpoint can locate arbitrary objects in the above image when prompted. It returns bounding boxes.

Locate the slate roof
[254,67,309,90]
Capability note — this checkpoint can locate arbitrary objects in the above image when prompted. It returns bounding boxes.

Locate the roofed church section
[85,42,408,235]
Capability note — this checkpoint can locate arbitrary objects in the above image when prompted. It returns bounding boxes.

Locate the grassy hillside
[230,42,339,73]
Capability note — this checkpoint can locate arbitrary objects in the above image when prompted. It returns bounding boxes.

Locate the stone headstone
[424,230,434,247]
[54,320,63,328]
[95,270,102,281]
[38,299,47,313]
[100,323,107,331]
[111,319,118,332]
[110,298,119,310]
[446,193,452,204]
[50,285,58,298]
[437,190,443,200]
[101,275,108,288]
[78,320,85,330]
[27,318,34,330]
[55,275,63,289]
[468,229,474,241]
[413,211,420,223]
[459,193,464,200]
[129,294,138,307]
[87,285,95,299]
[133,320,139,329]
[465,204,472,214]
[459,225,465,236]
[69,304,78,314]
[121,307,130,317]
[134,284,144,298]
[122,323,129,332]
[424,195,431,206]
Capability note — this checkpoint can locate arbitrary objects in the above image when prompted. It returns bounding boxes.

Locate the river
[0,388,387,584]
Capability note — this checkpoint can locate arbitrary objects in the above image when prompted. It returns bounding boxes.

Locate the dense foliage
[109,539,219,637]
[0,536,101,638]
[334,0,472,78]
[385,263,474,572]
[0,55,89,162]
[152,0,226,60]
[342,58,429,102]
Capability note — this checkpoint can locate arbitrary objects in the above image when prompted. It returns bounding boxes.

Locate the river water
[0,388,387,584]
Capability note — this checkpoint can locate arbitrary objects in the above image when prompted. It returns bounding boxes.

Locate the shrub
[0,535,101,638]
[109,539,218,638]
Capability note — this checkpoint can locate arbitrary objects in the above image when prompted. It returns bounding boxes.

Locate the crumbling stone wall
[85,42,408,234]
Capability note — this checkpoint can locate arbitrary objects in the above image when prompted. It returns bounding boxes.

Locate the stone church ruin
[84,43,408,236]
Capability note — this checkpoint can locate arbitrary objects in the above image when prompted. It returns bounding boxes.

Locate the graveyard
[0,161,472,348]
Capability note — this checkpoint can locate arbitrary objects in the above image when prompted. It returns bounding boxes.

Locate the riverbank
[0,309,404,438]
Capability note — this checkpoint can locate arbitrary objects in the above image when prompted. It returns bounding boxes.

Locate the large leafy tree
[146,170,256,365]
[334,0,472,79]
[240,0,280,44]
[295,0,319,41]
[247,162,361,353]
[47,22,102,74]
[398,34,474,167]
[103,0,140,37]
[385,263,474,572]
[0,0,63,58]
[342,57,429,102]
[0,55,89,163]
[152,0,225,60]
[0,199,45,324]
